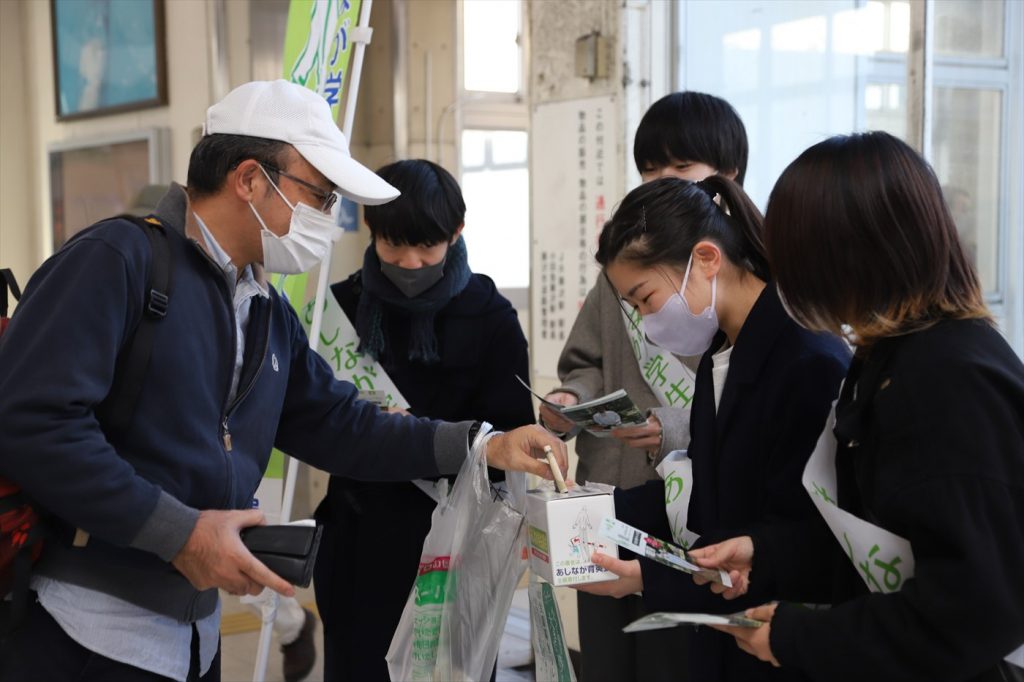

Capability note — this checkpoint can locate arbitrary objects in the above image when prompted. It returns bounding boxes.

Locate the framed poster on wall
[50,0,168,121]
[48,129,171,250]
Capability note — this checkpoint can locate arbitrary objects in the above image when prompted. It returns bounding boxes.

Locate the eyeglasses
[260,164,338,213]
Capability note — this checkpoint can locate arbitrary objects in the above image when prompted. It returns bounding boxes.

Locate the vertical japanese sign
[530,96,619,379]
[274,0,362,310]
[257,0,363,521]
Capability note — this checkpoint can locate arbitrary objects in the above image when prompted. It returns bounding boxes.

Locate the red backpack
[0,216,172,632]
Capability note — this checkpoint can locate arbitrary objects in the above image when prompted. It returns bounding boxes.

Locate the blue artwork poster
[52,0,166,120]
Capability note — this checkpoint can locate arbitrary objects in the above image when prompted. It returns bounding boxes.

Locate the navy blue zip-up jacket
[0,185,472,622]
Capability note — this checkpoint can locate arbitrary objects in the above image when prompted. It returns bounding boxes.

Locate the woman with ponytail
[576,175,850,682]
[313,159,535,681]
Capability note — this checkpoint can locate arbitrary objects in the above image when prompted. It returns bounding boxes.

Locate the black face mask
[380,249,448,298]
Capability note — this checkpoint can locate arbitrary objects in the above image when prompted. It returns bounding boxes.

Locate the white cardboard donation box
[526,484,618,586]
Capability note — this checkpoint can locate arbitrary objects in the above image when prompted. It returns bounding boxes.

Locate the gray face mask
[381,253,447,298]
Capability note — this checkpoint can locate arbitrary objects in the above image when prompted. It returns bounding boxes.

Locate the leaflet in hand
[517,376,647,437]
[599,517,732,587]
[623,611,763,633]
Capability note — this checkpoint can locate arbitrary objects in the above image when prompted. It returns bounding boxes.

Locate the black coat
[614,283,851,682]
[329,270,534,430]
[313,270,535,681]
[766,319,1024,682]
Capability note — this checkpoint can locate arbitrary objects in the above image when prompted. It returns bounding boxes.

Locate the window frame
[455,0,531,308]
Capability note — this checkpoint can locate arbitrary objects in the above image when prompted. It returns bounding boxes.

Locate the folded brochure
[600,517,732,587]
[517,375,647,436]
[623,611,764,633]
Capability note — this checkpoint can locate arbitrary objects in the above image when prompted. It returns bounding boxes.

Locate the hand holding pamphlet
[517,376,647,437]
[599,517,732,587]
[623,611,764,633]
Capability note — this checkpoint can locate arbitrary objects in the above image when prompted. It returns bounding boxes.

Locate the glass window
[862,0,911,54]
[461,129,529,288]
[934,0,1005,59]
[673,0,1022,350]
[489,130,529,165]
[863,82,907,139]
[461,130,488,168]
[463,0,521,93]
[677,0,1011,293]
[931,87,1002,293]
[678,0,871,208]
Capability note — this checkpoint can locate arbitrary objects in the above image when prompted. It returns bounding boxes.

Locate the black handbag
[240,524,323,588]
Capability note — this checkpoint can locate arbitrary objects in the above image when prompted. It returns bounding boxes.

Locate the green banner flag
[274,0,363,318]
[259,0,363,506]
[283,0,362,121]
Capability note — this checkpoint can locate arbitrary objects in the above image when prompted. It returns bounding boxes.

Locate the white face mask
[249,166,338,274]
[642,255,719,356]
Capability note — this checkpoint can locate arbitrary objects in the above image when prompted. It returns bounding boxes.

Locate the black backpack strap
[1,268,21,319]
[104,215,174,432]
[0,520,44,635]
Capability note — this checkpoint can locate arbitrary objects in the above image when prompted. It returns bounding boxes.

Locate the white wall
[0,0,258,298]
[0,0,36,294]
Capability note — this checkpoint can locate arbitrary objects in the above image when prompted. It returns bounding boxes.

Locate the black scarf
[356,238,472,364]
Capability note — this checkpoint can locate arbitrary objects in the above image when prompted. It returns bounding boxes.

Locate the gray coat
[555,276,700,489]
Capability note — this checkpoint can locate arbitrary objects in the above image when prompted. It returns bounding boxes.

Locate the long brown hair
[764,131,989,346]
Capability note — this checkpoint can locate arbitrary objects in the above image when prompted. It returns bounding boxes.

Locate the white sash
[622,307,697,409]
[302,295,410,409]
[803,394,1023,666]
[622,307,701,546]
[655,451,700,549]
[302,295,445,501]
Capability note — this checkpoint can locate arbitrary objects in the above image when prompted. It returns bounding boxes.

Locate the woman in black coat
[692,132,1024,682]
[312,160,534,681]
[575,175,850,682]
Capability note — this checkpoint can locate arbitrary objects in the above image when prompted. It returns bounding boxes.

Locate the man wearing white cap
[0,80,567,682]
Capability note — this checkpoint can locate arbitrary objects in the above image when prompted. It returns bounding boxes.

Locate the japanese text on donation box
[531,95,619,378]
[301,296,410,409]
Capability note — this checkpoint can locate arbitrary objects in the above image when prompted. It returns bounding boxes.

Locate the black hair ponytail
[696,175,770,281]
[596,176,770,282]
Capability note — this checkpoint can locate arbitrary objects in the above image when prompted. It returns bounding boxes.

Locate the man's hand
[688,535,754,599]
[710,603,780,667]
[539,391,578,434]
[485,425,568,479]
[573,553,643,598]
[611,414,662,453]
[171,509,295,598]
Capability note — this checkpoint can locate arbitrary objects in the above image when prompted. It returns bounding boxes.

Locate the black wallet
[239,524,323,588]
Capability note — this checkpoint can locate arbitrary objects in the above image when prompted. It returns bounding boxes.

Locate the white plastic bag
[387,424,529,681]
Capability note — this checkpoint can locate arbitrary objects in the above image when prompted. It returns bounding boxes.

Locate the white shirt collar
[192,212,269,299]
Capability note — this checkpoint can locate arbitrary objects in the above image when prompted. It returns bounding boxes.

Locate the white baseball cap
[204,79,399,205]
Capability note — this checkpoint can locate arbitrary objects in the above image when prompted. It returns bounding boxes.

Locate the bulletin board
[530,95,620,380]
